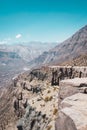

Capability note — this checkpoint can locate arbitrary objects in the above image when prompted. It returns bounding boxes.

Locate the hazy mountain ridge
[29,25,87,66]
[0,42,58,62]
[0,41,58,87]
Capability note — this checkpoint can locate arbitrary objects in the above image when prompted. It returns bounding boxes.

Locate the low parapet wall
[48,66,87,86]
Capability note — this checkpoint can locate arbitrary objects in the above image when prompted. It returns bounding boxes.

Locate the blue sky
[0,0,87,44]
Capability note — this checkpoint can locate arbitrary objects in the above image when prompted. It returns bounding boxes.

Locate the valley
[0,42,57,88]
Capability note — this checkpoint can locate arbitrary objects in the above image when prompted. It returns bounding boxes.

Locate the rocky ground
[16,67,59,130]
[17,84,58,130]
[0,66,58,130]
[60,54,87,66]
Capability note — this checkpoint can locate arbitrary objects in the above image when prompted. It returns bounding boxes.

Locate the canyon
[0,65,87,130]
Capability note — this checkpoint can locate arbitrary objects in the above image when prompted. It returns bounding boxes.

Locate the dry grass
[47,90,51,93]
[53,87,59,91]
[44,96,53,102]
[47,125,52,130]
[53,108,58,115]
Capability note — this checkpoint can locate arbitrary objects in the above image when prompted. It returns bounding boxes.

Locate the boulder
[55,111,77,130]
[59,78,87,103]
[56,78,87,130]
[60,93,87,130]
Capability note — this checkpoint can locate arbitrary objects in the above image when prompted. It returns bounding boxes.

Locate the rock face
[59,77,87,103]
[55,112,77,130]
[61,93,87,130]
[15,67,58,130]
[17,104,49,130]
[56,76,87,130]
[50,66,87,87]
[60,77,87,100]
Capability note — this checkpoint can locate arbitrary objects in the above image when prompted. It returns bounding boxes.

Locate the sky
[0,0,87,44]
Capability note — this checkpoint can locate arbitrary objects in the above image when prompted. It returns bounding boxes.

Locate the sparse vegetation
[32,100,34,104]
[40,104,45,107]
[53,87,57,91]
[44,96,53,102]
[53,108,58,115]
[47,90,51,93]
[47,125,52,130]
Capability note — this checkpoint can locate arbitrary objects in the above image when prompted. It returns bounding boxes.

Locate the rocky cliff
[0,66,87,130]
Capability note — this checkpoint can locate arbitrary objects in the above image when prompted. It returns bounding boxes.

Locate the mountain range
[0,25,87,87]
[0,41,58,87]
[29,25,87,67]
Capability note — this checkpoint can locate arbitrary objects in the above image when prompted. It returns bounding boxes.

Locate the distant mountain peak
[81,24,87,30]
[29,25,87,67]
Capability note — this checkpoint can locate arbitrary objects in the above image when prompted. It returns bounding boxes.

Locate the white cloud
[16,34,22,39]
